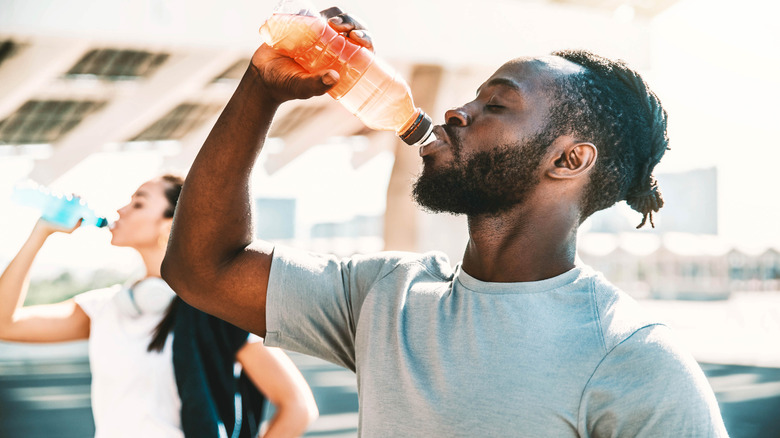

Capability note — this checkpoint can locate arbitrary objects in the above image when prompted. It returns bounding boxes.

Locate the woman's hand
[32,217,82,238]
[237,343,318,437]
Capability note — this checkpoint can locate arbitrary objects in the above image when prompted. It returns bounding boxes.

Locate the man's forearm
[163,43,337,331]
[163,64,279,295]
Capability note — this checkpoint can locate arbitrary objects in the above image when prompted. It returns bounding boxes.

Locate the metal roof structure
[0,0,678,182]
[0,0,680,253]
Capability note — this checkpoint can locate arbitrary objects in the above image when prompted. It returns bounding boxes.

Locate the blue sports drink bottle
[11,182,108,228]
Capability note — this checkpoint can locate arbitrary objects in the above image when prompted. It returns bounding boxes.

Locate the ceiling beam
[349,131,396,169]
[28,49,240,184]
[263,100,367,175]
[162,111,222,173]
[0,37,91,122]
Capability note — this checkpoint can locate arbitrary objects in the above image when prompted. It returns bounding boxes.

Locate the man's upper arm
[164,239,275,337]
[579,324,728,437]
[263,246,405,370]
[263,245,360,369]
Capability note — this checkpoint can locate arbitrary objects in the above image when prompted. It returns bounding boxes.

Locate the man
[162,8,728,437]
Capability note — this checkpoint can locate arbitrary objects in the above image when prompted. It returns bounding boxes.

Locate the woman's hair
[546,49,669,228]
[160,173,185,219]
[148,173,185,353]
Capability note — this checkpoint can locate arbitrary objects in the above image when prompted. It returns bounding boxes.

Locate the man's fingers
[344,29,373,51]
[326,13,366,31]
[296,70,340,99]
[323,11,374,51]
[319,7,374,50]
[319,6,344,20]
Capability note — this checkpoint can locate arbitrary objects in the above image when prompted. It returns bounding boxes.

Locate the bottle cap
[96,217,109,228]
[273,0,318,17]
[399,111,433,146]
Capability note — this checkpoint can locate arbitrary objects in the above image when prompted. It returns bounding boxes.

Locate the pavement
[2,290,780,437]
[701,363,780,437]
[639,292,780,368]
[1,344,779,437]
[0,343,360,438]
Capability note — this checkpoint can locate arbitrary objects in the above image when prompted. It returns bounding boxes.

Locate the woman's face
[110,178,172,250]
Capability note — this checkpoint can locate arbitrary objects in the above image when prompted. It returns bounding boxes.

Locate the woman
[0,174,318,438]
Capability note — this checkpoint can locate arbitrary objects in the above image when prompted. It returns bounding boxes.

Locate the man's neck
[461,201,579,283]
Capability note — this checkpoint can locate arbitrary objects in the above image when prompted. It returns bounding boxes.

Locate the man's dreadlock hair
[546,49,669,228]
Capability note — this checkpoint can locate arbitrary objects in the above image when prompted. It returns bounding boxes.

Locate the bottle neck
[399,109,433,146]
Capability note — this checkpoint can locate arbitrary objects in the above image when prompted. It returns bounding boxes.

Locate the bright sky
[1,0,778,276]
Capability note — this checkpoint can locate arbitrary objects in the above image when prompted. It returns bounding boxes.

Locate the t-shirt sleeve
[579,324,728,437]
[264,245,395,371]
[73,285,121,319]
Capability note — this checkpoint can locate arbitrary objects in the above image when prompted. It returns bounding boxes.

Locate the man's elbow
[160,253,194,301]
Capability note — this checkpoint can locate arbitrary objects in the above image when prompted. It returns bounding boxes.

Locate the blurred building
[578,232,780,300]
[576,165,780,299]
[587,167,718,234]
[255,197,296,240]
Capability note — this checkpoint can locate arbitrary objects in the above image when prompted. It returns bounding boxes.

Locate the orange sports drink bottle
[259,0,433,146]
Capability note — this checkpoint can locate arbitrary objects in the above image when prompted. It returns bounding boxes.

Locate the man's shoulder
[270,244,454,287]
[349,249,455,282]
[583,267,665,351]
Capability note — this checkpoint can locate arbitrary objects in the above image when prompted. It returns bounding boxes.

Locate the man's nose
[444,107,471,127]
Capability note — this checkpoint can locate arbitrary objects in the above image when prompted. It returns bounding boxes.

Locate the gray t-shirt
[265,246,728,437]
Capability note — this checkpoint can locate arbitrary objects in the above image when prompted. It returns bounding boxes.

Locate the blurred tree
[24,269,126,305]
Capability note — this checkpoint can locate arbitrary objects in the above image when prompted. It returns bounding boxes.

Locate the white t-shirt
[75,283,183,438]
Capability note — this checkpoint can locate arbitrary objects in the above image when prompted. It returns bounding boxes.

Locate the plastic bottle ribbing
[259,4,433,146]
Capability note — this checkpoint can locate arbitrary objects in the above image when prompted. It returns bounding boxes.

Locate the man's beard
[412,129,551,217]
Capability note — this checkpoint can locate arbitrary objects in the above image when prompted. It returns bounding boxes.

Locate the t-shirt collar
[455,264,584,294]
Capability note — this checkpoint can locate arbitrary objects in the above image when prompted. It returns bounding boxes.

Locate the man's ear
[548,141,597,180]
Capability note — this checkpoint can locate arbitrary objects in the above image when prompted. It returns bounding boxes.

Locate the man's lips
[419,139,448,157]
[419,125,451,157]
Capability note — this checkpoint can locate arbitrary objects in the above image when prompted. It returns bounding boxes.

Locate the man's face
[413,58,570,216]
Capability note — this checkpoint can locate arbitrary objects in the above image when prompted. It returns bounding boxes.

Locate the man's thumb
[301,70,338,98]
[321,70,338,86]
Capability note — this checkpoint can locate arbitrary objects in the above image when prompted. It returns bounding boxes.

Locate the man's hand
[321,7,374,52]
[249,7,374,106]
[250,45,339,105]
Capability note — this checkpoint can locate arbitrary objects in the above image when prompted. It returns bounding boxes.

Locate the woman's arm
[0,220,90,343]
[236,342,319,437]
